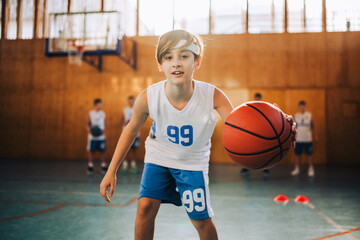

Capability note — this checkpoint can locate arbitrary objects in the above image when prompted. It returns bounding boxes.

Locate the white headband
[174,39,200,55]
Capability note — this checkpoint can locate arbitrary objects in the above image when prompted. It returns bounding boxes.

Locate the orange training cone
[294,195,310,203]
[273,194,290,202]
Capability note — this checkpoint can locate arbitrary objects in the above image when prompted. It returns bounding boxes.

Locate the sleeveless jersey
[123,107,134,123]
[88,110,106,140]
[123,106,140,137]
[295,112,312,142]
[145,80,218,171]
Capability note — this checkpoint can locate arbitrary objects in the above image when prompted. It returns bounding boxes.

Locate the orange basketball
[222,101,292,170]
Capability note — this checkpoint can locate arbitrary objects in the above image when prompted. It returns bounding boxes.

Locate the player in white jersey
[100,30,296,240]
[121,96,140,175]
[291,100,318,177]
[87,98,107,174]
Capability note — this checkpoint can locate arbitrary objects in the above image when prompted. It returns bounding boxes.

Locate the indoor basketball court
[0,0,359,240]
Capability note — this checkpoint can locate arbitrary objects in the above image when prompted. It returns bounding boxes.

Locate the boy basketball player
[100,30,296,240]
[121,96,140,175]
[87,98,107,174]
[291,100,318,177]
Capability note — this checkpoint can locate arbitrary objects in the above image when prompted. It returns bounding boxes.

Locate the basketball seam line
[224,127,292,156]
[246,104,283,160]
[254,147,290,170]
[224,122,278,140]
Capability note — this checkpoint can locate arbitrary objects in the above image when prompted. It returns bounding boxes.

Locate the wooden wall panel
[326,88,360,164]
[0,32,359,165]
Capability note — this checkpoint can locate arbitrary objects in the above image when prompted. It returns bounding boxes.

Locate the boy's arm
[100,90,149,202]
[214,87,234,121]
[311,115,319,142]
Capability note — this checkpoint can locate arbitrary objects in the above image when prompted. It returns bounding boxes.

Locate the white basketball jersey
[123,107,134,123]
[145,80,218,171]
[295,112,312,142]
[123,106,140,137]
[88,110,106,140]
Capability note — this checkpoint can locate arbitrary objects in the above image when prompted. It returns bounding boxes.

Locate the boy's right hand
[100,172,117,203]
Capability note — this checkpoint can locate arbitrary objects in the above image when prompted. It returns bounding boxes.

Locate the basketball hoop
[67,40,85,66]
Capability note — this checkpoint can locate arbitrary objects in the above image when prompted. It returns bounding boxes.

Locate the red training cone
[294,195,310,203]
[273,194,290,202]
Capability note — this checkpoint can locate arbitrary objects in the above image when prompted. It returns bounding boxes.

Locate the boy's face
[254,96,262,101]
[158,48,201,85]
[298,104,306,113]
[128,98,134,107]
[94,102,103,111]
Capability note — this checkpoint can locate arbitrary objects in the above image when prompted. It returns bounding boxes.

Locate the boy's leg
[170,168,216,239]
[291,155,301,176]
[87,151,94,173]
[135,197,161,240]
[307,154,315,176]
[306,143,315,176]
[191,218,218,240]
[88,151,94,165]
[291,143,302,176]
[100,152,106,165]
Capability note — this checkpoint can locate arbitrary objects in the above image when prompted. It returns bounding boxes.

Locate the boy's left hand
[273,103,297,148]
[285,114,297,148]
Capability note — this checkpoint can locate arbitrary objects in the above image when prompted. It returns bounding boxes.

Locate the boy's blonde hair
[155,29,204,64]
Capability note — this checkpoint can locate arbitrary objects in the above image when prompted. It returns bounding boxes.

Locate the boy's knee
[192,218,213,230]
[137,198,158,218]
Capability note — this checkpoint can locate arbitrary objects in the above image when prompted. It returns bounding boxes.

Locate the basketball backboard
[44,11,136,71]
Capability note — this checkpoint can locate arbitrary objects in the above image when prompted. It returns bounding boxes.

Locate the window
[305,0,322,32]
[37,0,45,38]
[211,0,247,34]
[21,0,35,39]
[104,0,137,36]
[7,0,17,39]
[139,0,173,36]
[248,0,284,33]
[326,0,360,32]
[287,0,305,32]
[173,0,209,35]
[72,0,101,12]
[47,0,68,14]
[46,0,68,37]
[287,0,322,33]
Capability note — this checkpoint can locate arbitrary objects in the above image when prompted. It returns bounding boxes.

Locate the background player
[120,96,140,174]
[291,100,318,177]
[100,30,296,240]
[240,92,270,177]
[87,98,107,174]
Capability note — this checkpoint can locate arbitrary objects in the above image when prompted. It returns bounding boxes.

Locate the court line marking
[0,189,269,201]
[306,203,359,240]
[311,227,360,240]
[0,203,67,222]
[0,196,138,222]
[0,189,137,197]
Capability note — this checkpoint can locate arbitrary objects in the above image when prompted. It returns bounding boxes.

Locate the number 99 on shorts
[182,188,205,213]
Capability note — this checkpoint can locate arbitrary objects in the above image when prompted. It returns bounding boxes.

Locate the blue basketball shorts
[294,142,313,155]
[139,163,214,220]
[131,136,140,149]
[87,139,106,152]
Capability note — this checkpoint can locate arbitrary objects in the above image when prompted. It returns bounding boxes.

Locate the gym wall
[0,32,359,165]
